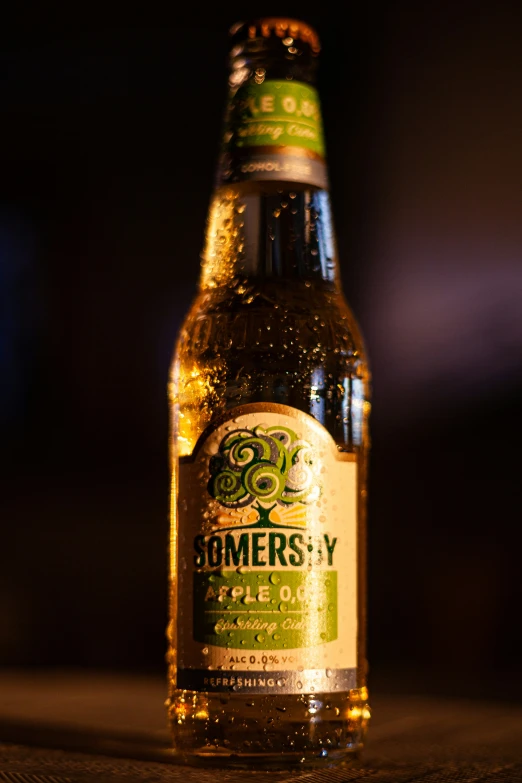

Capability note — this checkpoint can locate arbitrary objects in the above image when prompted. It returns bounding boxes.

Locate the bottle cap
[229,18,321,54]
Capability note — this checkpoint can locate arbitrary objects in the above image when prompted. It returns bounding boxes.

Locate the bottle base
[167,688,369,770]
[171,744,363,770]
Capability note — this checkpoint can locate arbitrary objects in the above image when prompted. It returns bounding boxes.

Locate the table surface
[0,671,521,783]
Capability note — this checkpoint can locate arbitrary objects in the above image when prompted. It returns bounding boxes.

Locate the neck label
[219,80,328,189]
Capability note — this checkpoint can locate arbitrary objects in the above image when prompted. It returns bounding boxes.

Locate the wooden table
[1,671,521,782]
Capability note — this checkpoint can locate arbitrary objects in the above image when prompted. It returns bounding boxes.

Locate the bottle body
[167,20,370,768]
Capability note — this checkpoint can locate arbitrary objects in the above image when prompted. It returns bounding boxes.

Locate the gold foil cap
[230,18,321,54]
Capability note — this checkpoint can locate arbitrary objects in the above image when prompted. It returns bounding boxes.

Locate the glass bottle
[167,17,371,768]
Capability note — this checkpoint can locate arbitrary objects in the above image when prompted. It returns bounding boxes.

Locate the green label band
[233,80,325,157]
[194,570,337,650]
[220,80,327,188]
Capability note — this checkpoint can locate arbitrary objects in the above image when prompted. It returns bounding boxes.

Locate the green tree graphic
[208,425,321,519]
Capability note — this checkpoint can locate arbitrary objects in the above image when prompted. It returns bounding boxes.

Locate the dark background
[1,3,521,700]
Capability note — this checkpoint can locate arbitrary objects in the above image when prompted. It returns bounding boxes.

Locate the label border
[181,402,356,465]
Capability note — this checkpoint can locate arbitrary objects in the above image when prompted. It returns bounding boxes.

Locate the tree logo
[208,425,322,529]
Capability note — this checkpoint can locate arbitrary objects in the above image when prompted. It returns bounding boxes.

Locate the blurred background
[1,3,521,700]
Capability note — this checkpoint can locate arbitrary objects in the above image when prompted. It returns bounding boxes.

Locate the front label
[219,80,328,189]
[176,403,357,694]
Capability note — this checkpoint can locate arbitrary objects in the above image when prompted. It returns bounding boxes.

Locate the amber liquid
[167,183,371,768]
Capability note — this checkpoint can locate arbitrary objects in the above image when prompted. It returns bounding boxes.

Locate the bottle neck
[200,185,339,290]
[200,33,338,291]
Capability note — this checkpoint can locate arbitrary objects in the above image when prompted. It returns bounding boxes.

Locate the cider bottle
[167,17,371,767]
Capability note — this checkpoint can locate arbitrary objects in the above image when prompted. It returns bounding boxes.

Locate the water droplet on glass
[269,573,281,585]
[202,647,209,655]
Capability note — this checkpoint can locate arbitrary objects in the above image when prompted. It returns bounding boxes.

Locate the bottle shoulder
[174,280,369,369]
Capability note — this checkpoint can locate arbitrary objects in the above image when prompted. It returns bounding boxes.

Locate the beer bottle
[167,17,371,767]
